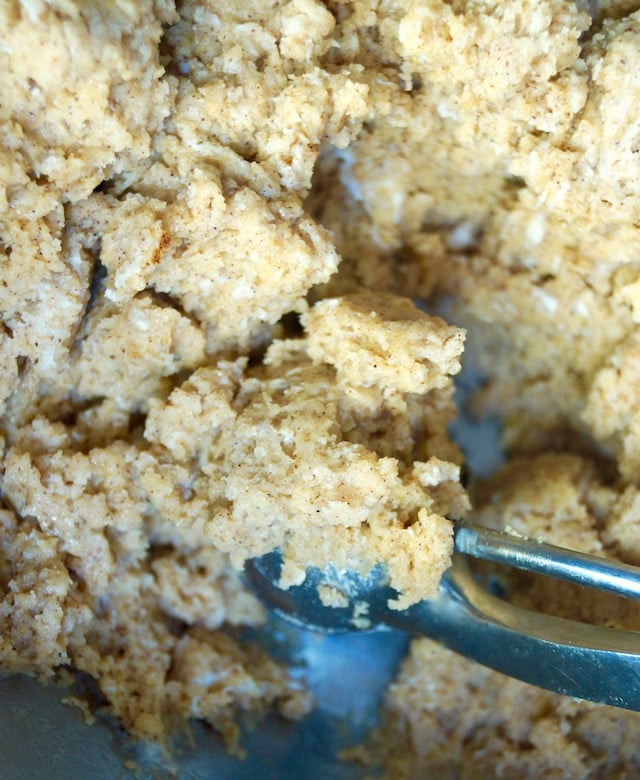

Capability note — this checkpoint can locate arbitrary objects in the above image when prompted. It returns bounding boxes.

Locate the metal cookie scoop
[245,523,640,711]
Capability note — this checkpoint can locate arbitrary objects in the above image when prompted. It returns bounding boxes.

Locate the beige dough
[2,1,640,775]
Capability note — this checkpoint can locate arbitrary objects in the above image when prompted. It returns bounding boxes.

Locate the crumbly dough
[317,0,640,463]
[141,299,466,609]
[364,638,640,779]
[3,0,640,775]
[0,0,466,751]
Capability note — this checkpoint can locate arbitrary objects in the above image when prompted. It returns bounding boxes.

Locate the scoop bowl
[245,546,640,711]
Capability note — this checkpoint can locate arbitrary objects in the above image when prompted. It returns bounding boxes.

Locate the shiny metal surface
[246,538,640,711]
[455,524,640,600]
[403,558,640,711]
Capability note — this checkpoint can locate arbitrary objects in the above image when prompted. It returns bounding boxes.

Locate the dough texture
[3,0,640,775]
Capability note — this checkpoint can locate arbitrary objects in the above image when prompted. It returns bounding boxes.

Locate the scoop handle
[382,557,640,711]
[455,522,640,601]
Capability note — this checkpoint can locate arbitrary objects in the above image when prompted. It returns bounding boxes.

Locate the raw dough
[3,1,640,775]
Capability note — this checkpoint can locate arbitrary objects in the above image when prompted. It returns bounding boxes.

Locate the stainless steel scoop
[245,523,640,711]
